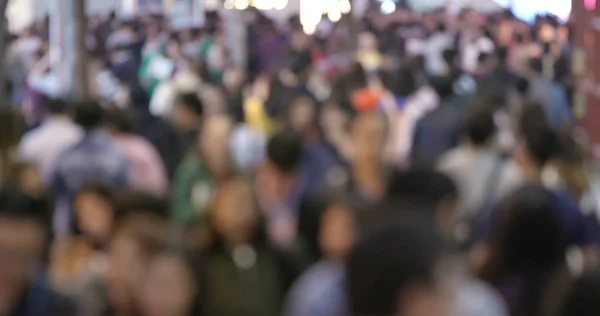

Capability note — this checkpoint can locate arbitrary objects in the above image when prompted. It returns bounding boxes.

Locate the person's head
[208,173,263,247]
[528,57,544,76]
[45,98,68,115]
[105,213,168,314]
[429,75,455,100]
[385,169,459,237]
[548,131,588,199]
[197,115,232,178]
[516,124,558,176]
[288,97,317,134]
[222,66,245,92]
[140,251,203,316]
[558,270,600,316]
[436,23,447,34]
[442,49,458,70]
[319,201,356,260]
[349,112,387,166]
[104,107,135,135]
[172,93,204,131]
[11,161,42,198]
[72,183,115,246]
[262,129,303,199]
[164,34,181,59]
[346,224,452,316]
[73,101,103,131]
[0,184,48,310]
[463,108,497,147]
[480,186,567,316]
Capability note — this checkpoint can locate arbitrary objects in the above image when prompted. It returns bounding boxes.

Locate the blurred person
[425,23,453,76]
[557,270,600,316]
[148,59,203,119]
[411,75,466,167]
[438,108,503,222]
[382,169,459,239]
[102,213,169,316]
[287,97,342,197]
[171,93,204,154]
[461,27,495,74]
[346,112,388,205]
[528,57,571,129]
[478,186,574,316]
[257,129,303,246]
[378,67,439,166]
[11,161,44,198]
[204,173,302,316]
[0,184,75,316]
[0,108,23,181]
[139,34,179,98]
[284,200,355,316]
[139,251,204,316]
[105,108,167,196]
[243,75,276,134]
[346,223,453,316]
[52,102,129,234]
[49,184,115,295]
[508,33,533,77]
[492,110,556,200]
[71,184,115,248]
[221,65,246,123]
[347,63,381,113]
[129,85,182,180]
[205,32,228,83]
[171,115,233,223]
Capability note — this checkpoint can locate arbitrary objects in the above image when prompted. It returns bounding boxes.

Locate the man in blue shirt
[52,102,129,234]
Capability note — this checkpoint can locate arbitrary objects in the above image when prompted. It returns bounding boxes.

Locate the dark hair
[348,62,368,91]
[113,190,169,220]
[463,108,497,146]
[105,108,135,133]
[45,98,68,114]
[519,103,550,136]
[380,67,416,97]
[346,224,446,315]
[529,58,544,74]
[436,23,446,33]
[73,101,103,130]
[386,169,458,207]
[0,182,51,228]
[442,49,457,67]
[523,125,558,167]
[496,46,508,64]
[429,75,455,99]
[559,270,600,316]
[175,93,204,117]
[477,52,491,64]
[267,129,302,174]
[480,185,567,316]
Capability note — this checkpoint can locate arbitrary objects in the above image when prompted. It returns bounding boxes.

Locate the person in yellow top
[244,75,276,135]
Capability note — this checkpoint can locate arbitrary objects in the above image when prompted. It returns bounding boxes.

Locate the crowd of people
[0,4,598,316]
